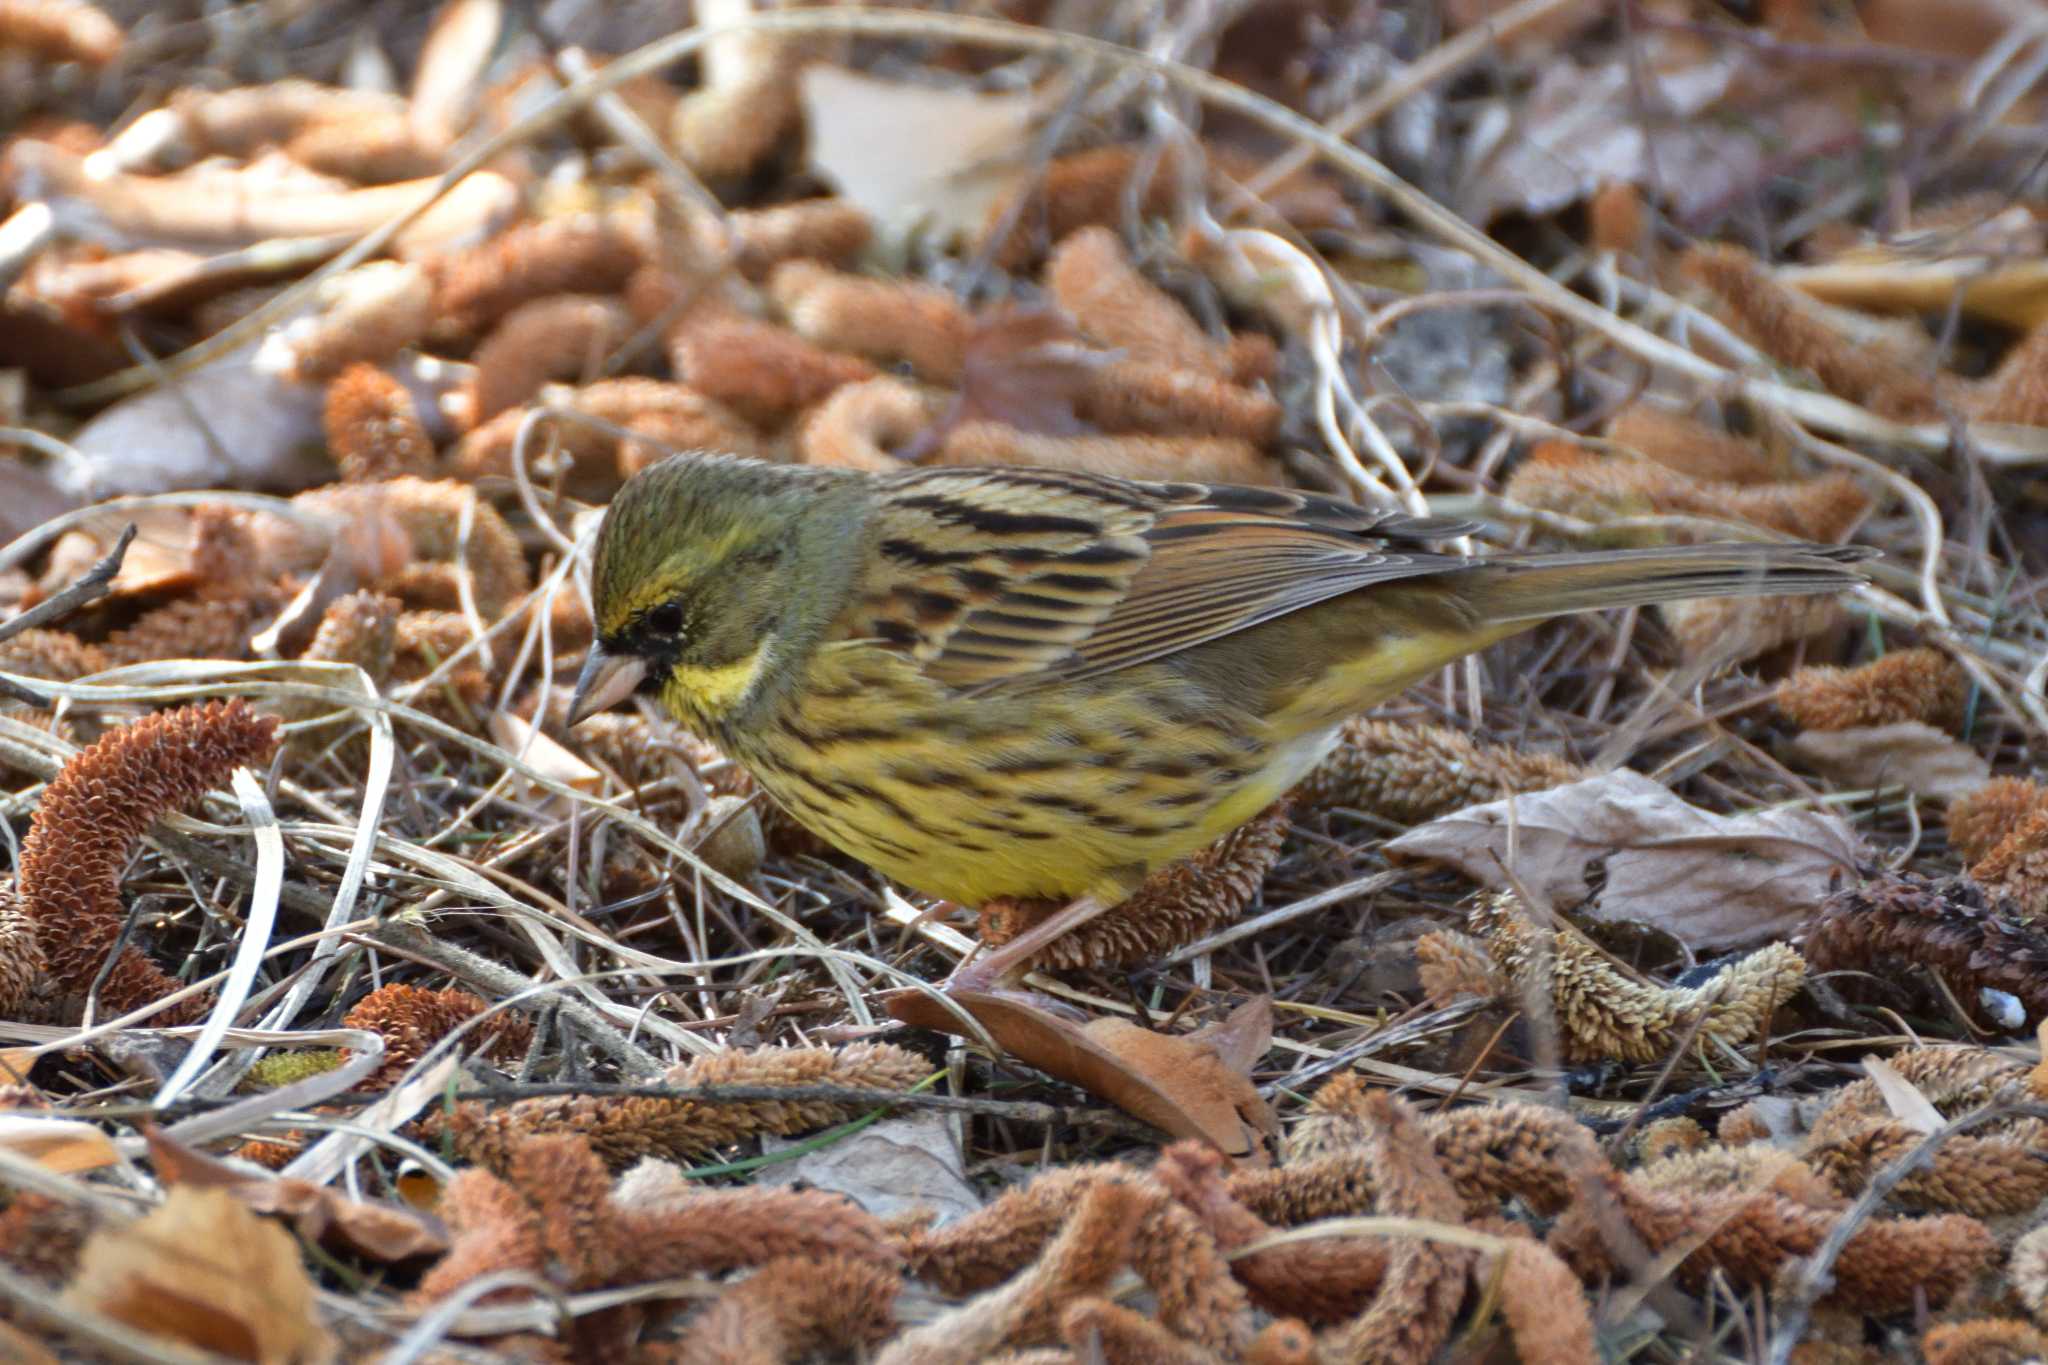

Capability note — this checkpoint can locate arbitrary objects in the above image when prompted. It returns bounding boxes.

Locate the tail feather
[1464,542,1874,626]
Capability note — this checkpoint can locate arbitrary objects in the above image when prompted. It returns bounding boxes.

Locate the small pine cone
[425,212,652,343]
[1074,359,1282,444]
[17,699,278,1023]
[462,295,631,427]
[0,627,105,682]
[938,424,1278,486]
[1605,402,1788,485]
[302,591,401,678]
[767,261,972,383]
[1973,320,2048,427]
[324,364,436,481]
[98,594,275,668]
[1659,593,1844,666]
[0,0,121,66]
[1970,807,2048,919]
[1802,872,2048,1020]
[1413,929,1503,1003]
[1680,244,1939,422]
[1776,647,1970,733]
[284,108,441,184]
[1472,891,1805,1064]
[342,983,531,1090]
[726,198,873,280]
[1291,718,1584,824]
[977,803,1289,971]
[263,261,434,385]
[669,315,877,425]
[1949,778,2048,864]
[1047,227,1232,378]
[0,885,47,1021]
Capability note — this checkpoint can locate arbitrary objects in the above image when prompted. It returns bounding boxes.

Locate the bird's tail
[1460,542,1874,626]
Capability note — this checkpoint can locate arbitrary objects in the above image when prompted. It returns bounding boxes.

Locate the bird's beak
[567,645,647,726]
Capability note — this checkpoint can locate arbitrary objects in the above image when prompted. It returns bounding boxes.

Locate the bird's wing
[851,467,1478,689]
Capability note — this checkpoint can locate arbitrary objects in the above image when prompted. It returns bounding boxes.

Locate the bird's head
[569,453,861,731]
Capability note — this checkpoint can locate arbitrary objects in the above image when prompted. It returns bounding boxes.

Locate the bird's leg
[946,894,1112,993]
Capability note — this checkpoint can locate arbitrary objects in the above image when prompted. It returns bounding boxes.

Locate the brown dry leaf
[1786,722,1993,805]
[1384,769,1862,949]
[886,990,1277,1163]
[801,65,1038,247]
[63,1186,337,1363]
[146,1125,447,1265]
[0,1114,118,1174]
[36,506,200,599]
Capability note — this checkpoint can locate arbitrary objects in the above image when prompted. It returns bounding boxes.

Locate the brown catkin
[937,424,1278,486]
[464,295,631,426]
[0,0,121,65]
[1605,402,1788,485]
[323,364,436,481]
[1681,243,1940,421]
[1949,778,2048,864]
[17,700,279,1023]
[768,260,973,382]
[1972,319,2048,427]
[1292,718,1584,822]
[426,212,652,343]
[1046,227,1232,378]
[1776,647,1971,733]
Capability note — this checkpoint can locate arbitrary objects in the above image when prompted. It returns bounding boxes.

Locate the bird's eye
[645,601,686,636]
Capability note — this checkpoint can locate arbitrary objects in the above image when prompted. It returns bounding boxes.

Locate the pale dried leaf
[761,1112,982,1223]
[801,66,1036,247]
[1786,722,1992,804]
[1384,769,1862,949]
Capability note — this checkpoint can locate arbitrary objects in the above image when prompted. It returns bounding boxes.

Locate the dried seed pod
[426,212,652,342]
[17,699,279,1024]
[800,376,942,472]
[978,802,1289,970]
[464,294,631,426]
[324,363,436,481]
[261,260,434,384]
[1605,402,1788,485]
[1472,891,1805,1064]
[1681,243,1940,422]
[1948,778,2048,864]
[768,260,972,382]
[1047,227,1232,378]
[1292,718,1585,823]
[1777,648,1971,733]
[669,314,877,424]
[1505,441,1871,543]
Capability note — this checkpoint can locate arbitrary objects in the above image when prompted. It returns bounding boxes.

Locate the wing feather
[840,468,1475,689]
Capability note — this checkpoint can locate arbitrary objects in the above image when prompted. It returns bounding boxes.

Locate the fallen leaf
[64,1185,337,1363]
[145,1126,447,1266]
[1384,769,1862,949]
[886,989,1277,1163]
[1784,255,2048,333]
[0,1115,118,1174]
[801,65,1037,248]
[1786,722,1992,804]
[760,1112,982,1223]
[65,345,332,504]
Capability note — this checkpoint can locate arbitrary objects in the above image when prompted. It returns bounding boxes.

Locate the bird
[569,452,1871,985]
